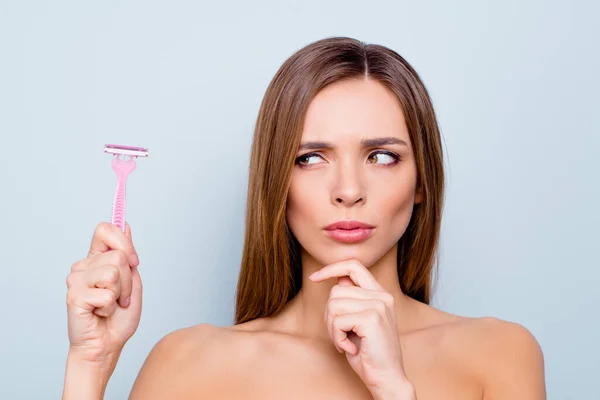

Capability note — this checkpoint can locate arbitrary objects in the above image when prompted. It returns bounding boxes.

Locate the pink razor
[104,144,149,232]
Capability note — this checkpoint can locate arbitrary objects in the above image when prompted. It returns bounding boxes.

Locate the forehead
[301,78,409,144]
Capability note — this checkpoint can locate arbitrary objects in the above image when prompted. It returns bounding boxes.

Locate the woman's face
[286,78,422,268]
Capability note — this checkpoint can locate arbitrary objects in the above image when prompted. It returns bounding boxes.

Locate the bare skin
[64,78,545,399]
[129,296,544,399]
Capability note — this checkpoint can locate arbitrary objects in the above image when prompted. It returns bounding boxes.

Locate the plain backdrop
[0,1,598,399]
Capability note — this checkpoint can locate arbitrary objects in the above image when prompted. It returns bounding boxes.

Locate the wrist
[371,378,416,400]
[62,349,122,400]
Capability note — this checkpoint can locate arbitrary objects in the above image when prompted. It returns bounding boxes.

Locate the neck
[277,244,418,340]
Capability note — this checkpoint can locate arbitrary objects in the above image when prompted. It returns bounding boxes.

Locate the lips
[324,220,375,230]
[323,220,375,243]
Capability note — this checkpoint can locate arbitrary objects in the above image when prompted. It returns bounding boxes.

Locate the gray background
[1,0,598,399]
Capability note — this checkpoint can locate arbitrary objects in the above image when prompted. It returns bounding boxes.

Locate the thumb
[124,222,139,267]
[124,222,133,240]
[127,264,143,312]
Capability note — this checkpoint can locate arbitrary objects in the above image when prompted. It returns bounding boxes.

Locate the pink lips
[323,220,375,243]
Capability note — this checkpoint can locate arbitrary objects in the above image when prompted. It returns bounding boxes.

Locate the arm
[481,319,546,399]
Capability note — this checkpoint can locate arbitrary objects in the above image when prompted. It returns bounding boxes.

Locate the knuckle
[93,308,107,317]
[331,315,339,328]
[325,297,339,311]
[382,292,394,306]
[112,250,128,267]
[104,289,117,304]
[66,273,77,288]
[95,222,110,239]
[368,309,380,322]
[332,315,343,330]
[105,266,120,283]
[70,259,84,273]
[329,284,343,297]
[66,289,77,307]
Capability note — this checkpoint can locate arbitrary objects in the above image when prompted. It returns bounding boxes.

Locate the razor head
[104,144,149,158]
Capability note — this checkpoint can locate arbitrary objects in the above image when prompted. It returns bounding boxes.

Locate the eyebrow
[298,137,408,151]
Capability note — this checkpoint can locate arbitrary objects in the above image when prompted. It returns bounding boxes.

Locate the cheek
[382,185,416,213]
[286,173,316,234]
[388,193,416,233]
[375,173,418,235]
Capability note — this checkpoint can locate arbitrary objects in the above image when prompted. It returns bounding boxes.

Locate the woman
[63,37,546,399]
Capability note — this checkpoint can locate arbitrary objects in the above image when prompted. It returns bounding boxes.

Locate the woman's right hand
[66,222,143,363]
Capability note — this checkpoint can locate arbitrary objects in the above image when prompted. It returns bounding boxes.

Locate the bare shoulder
[447,316,546,399]
[403,300,545,399]
[474,317,545,399]
[129,323,256,399]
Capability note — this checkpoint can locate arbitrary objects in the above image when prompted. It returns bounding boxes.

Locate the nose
[331,162,365,207]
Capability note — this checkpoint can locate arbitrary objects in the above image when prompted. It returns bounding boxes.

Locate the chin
[308,243,384,268]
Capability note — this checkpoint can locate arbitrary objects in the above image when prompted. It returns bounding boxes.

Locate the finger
[333,310,380,355]
[73,249,128,273]
[97,251,132,307]
[84,288,118,317]
[87,263,133,308]
[127,264,143,313]
[124,222,139,267]
[73,251,133,307]
[332,313,358,355]
[101,251,132,307]
[325,297,367,351]
[309,259,383,290]
[88,222,138,267]
[67,287,117,314]
[328,284,393,305]
[326,298,386,320]
[94,298,118,317]
[328,310,352,354]
[124,222,133,240]
[325,286,395,346]
[82,251,132,306]
[325,298,388,351]
[337,276,354,287]
[334,309,380,339]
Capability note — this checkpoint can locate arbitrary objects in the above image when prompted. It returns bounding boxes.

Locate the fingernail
[122,296,131,307]
[308,271,319,280]
[130,252,139,266]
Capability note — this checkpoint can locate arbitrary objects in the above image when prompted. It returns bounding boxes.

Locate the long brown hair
[235,37,445,324]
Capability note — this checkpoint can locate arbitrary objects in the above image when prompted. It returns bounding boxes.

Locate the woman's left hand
[309,259,416,400]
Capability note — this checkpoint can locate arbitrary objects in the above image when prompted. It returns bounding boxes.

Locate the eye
[295,153,324,167]
[367,151,400,165]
